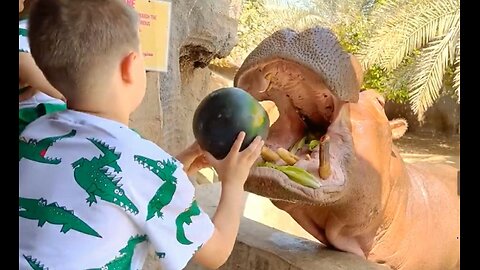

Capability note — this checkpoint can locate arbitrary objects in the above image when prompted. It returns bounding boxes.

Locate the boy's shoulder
[19,19,28,30]
[21,110,180,168]
[19,92,66,109]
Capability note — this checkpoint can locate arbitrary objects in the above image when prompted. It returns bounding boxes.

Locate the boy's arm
[193,182,246,269]
[19,52,66,101]
[192,132,264,269]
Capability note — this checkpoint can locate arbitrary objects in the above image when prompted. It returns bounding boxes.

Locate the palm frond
[265,1,327,29]
[359,0,459,71]
[409,23,459,119]
[453,38,460,102]
[360,0,377,16]
[277,0,368,29]
[357,0,409,68]
[296,15,332,29]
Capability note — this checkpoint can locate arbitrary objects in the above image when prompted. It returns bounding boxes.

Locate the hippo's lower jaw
[246,148,353,205]
[240,62,354,205]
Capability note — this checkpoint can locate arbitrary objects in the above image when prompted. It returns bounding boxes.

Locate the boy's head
[28,0,146,113]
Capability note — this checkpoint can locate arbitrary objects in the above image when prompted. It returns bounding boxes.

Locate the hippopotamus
[233,27,460,270]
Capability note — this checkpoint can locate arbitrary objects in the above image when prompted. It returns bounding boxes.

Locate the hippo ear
[390,118,408,140]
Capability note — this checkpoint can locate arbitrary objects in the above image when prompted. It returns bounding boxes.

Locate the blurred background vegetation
[214,0,459,121]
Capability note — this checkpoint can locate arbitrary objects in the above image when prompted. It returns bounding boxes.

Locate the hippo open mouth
[234,27,363,205]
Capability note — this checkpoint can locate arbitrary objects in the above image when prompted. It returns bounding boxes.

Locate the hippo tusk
[261,146,280,162]
[319,135,331,179]
[277,147,300,165]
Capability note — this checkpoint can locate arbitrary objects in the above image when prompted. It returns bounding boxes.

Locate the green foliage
[228,0,285,63]
[361,66,409,103]
[359,0,460,119]
[263,0,412,103]
[227,0,460,110]
[331,14,410,103]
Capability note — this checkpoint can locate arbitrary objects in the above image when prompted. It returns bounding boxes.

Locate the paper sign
[126,0,171,72]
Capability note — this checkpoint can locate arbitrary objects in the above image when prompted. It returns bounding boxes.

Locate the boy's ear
[120,51,137,84]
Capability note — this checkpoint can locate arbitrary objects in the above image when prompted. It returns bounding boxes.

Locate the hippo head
[234,27,408,206]
[233,27,461,269]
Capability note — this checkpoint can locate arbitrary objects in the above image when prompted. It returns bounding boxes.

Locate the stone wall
[142,183,390,270]
[385,94,460,135]
[185,184,390,270]
[129,0,242,155]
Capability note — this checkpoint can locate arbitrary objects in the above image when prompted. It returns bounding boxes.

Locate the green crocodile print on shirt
[175,200,201,245]
[72,138,139,215]
[133,155,178,220]
[87,235,147,270]
[19,129,76,164]
[19,197,101,238]
[23,255,47,270]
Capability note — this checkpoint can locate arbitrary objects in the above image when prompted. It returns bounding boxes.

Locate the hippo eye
[114,189,119,194]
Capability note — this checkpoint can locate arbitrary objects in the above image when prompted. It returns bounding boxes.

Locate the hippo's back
[405,163,459,270]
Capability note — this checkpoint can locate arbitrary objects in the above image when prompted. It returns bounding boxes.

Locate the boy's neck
[67,100,131,126]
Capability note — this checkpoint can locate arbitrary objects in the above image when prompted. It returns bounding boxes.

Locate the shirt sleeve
[126,147,214,270]
[19,20,30,53]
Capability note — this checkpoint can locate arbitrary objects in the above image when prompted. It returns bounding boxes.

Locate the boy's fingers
[203,151,219,167]
[229,131,246,155]
[241,136,262,156]
[191,141,202,152]
[247,139,264,161]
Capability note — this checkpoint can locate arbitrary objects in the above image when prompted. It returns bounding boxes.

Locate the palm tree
[267,0,368,31]
[358,0,460,120]
[267,0,460,120]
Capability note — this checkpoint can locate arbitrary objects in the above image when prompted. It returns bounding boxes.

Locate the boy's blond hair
[28,0,139,99]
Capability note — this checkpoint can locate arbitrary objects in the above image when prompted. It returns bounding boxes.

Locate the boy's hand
[176,141,210,175]
[40,89,66,102]
[203,132,264,189]
[19,52,66,102]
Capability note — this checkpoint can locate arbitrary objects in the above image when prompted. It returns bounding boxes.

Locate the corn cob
[261,146,280,162]
[277,147,300,165]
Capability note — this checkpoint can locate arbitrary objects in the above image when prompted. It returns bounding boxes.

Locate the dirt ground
[395,131,460,169]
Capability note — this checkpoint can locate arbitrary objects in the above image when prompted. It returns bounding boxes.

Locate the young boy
[19,0,67,135]
[19,0,264,269]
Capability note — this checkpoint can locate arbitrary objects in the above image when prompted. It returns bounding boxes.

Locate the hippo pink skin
[234,27,460,270]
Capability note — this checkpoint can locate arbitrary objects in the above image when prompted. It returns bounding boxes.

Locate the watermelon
[193,87,270,160]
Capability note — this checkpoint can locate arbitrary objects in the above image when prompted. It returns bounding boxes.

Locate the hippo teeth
[318,135,331,179]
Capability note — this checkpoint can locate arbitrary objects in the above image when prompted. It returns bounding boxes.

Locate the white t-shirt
[19,92,65,110]
[19,19,29,53]
[19,110,214,270]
